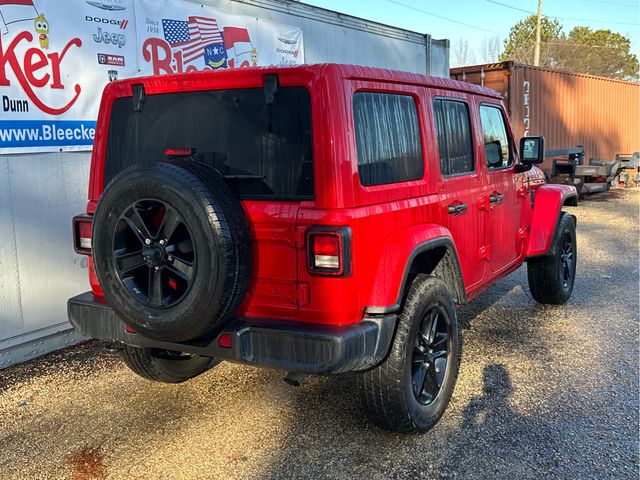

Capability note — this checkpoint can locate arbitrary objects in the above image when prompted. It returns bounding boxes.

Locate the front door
[433,96,487,290]
[478,103,522,274]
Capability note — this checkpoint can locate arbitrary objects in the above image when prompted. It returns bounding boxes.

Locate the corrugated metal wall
[451,62,640,172]
[0,153,89,368]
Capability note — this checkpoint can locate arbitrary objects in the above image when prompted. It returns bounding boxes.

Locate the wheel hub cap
[411,306,449,406]
[142,244,166,268]
[560,232,574,288]
[112,199,196,308]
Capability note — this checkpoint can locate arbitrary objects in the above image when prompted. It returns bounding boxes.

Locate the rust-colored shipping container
[450,61,640,174]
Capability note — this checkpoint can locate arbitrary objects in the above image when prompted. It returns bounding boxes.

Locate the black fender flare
[364,237,466,315]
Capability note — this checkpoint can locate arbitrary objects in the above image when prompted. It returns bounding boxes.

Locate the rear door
[432,96,487,290]
[478,103,522,274]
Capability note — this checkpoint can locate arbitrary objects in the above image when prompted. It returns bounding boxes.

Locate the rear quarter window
[353,92,424,187]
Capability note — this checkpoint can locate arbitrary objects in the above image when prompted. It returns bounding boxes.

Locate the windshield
[105,87,313,200]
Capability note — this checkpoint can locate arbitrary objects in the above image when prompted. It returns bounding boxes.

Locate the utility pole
[533,0,543,66]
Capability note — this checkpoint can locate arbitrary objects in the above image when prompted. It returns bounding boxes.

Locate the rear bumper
[68,292,397,375]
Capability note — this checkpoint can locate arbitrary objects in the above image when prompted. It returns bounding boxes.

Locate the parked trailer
[616,153,640,188]
[545,146,622,195]
[0,0,450,369]
[450,62,640,176]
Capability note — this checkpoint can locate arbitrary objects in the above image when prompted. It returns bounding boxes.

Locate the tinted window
[105,87,313,199]
[480,105,512,169]
[433,99,474,176]
[353,92,424,186]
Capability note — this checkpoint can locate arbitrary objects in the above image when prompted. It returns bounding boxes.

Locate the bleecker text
[143,37,200,74]
[0,32,82,115]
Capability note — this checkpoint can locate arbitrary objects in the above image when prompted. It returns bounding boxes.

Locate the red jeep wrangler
[69,64,577,434]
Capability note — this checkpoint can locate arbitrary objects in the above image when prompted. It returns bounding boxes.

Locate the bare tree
[451,38,475,67]
[480,36,502,63]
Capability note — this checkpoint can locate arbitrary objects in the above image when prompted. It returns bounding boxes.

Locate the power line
[557,14,639,26]
[583,0,638,7]
[386,0,503,35]
[485,0,533,15]
[541,41,623,48]
[485,0,640,26]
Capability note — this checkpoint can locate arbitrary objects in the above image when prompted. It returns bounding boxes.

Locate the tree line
[452,14,639,81]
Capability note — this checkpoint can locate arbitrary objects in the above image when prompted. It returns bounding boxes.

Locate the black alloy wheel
[559,231,574,289]
[412,306,450,406]
[113,199,196,308]
[527,212,577,305]
[358,275,460,434]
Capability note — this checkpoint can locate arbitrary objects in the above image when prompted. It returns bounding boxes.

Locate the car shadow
[435,364,561,478]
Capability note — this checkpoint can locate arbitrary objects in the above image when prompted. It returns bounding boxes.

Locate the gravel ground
[0,189,638,480]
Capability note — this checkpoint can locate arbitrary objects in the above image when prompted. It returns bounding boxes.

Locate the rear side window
[480,105,513,169]
[353,92,424,187]
[105,87,313,200]
[433,99,474,176]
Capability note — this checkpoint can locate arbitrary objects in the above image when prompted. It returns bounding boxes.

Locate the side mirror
[519,136,545,164]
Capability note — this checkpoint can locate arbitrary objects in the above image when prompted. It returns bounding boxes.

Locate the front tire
[119,345,218,383]
[358,275,460,434]
[528,212,577,304]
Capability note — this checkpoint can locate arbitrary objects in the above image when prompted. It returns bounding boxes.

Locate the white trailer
[0,0,449,368]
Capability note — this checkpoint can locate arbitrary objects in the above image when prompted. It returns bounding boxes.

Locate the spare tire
[92,160,251,341]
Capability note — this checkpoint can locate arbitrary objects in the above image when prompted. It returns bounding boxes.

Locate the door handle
[447,202,468,215]
[489,192,504,204]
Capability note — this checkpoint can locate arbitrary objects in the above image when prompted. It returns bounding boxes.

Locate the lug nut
[159,239,166,246]
[145,239,151,245]
[167,255,173,261]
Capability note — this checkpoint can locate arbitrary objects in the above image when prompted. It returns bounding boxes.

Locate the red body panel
[83,64,572,327]
[235,202,300,318]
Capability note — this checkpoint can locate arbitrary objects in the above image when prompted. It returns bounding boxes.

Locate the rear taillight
[73,215,93,255]
[307,227,352,277]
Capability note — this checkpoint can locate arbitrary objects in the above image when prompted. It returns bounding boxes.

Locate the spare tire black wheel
[92,161,252,342]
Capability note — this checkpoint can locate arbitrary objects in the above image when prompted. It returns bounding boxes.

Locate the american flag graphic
[162,16,223,65]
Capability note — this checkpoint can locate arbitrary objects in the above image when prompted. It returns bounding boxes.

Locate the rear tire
[528,212,577,304]
[358,275,460,434]
[119,345,218,384]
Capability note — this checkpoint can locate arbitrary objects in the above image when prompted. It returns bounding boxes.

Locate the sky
[300,0,640,67]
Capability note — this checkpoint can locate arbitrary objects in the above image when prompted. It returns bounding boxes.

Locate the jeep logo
[85,16,128,29]
[93,28,126,48]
